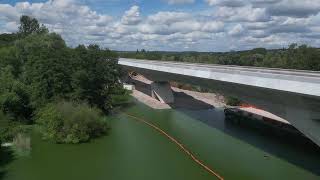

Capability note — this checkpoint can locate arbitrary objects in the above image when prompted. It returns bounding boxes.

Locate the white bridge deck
[119,58,320,97]
[119,58,320,147]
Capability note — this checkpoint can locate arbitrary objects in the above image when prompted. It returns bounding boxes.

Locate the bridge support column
[151,81,174,104]
[285,107,320,146]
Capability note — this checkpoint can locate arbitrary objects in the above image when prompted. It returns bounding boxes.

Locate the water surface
[1,102,319,180]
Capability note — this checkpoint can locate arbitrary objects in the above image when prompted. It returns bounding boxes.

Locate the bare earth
[130,75,226,110]
[128,74,288,125]
[239,107,290,124]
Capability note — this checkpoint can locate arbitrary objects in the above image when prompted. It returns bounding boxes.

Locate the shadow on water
[180,109,320,176]
[170,91,214,109]
[129,77,320,176]
[0,147,14,179]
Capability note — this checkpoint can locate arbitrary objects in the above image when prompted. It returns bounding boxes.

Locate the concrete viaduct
[119,58,320,147]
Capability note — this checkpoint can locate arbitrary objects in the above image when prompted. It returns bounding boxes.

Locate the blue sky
[0,0,320,51]
[0,0,208,16]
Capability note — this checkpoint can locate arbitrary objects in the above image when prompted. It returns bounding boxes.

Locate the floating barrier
[124,113,224,180]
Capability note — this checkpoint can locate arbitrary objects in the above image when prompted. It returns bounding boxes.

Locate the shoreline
[129,75,226,110]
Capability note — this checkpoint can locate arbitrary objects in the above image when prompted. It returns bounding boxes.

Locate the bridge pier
[119,58,320,147]
[285,106,320,146]
[151,81,174,104]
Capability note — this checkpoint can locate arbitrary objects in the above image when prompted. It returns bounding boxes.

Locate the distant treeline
[119,45,320,71]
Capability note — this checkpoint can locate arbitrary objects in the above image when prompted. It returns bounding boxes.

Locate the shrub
[0,111,32,142]
[110,88,132,107]
[36,101,108,144]
[226,96,242,106]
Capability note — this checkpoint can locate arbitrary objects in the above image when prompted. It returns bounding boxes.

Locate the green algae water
[1,101,319,180]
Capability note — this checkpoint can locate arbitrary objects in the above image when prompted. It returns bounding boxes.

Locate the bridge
[119,58,320,147]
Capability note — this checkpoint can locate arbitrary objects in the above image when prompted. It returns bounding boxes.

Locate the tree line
[0,16,129,144]
[119,45,320,71]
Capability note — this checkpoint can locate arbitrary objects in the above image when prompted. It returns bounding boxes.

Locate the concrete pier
[151,81,174,104]
[119,58,320,147]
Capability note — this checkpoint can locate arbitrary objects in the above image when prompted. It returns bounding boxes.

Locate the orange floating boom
[124,113,224,180]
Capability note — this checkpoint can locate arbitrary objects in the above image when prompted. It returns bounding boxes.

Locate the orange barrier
[124,113,224,180]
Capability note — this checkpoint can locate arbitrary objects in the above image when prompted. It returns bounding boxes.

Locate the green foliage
[18,15,48,37]
[225,97,242,106]
[0,46,22,76]
[0,15,127,144]
[0,33,18,48]
[0,15,124,112]
[71,45,121,112]
[0,111,31,142]
[0,67,33,122]
[16,33,72,106]
[0,111,11,142]
[36,101,108,144]
[120,45,320,71]
[110,88,132,107]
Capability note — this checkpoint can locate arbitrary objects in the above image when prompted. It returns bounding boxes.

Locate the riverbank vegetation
[120,45,320,71]
[0,16,129,144]
[36,101,108,144]
[225,97,242,106]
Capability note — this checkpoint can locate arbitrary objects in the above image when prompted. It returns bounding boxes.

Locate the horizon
[118,45,320,53]
[1,0,320,51]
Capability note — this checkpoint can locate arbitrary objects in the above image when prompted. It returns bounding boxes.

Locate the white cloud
[0,4,19,21]
[3,21,19,32]
[0,0,319,51]
[266,0,320,17]
[214,6,270,22]
[147,12,191,25]
[201,21,224,32]
[229,24,245,36]
[206,0,246,7]
[164,0,195,5]
[0,0,113,45]
[121,5,141,25]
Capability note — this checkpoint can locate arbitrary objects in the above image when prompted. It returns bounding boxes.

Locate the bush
[226,96,242,106]
[110,88,132,107]
[0,111,32,142]
[36,101,108,144]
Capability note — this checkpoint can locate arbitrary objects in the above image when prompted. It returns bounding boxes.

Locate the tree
[0,33,18,48]
[118,43,320,71]
[72,45,121,112]
[0,46,22,77]
[18,15,48,37]
[0,16,127,144]
[15,33,72,106]
[0,67,33,122]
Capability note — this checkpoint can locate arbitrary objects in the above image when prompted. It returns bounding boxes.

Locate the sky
[0,0,320,52]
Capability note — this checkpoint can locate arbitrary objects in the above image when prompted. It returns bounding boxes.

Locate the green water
[1,102,319,180]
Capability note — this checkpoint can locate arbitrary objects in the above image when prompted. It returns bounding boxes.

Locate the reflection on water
[179,108,320,176]
[0,147,15,180]
[13,133,31,157]
[1,102,319,180]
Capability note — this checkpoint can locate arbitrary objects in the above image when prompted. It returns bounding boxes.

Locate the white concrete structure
[120,58,320,97]
[123,84,135,91]
[151,82,174,104]
[119,58,320,147]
